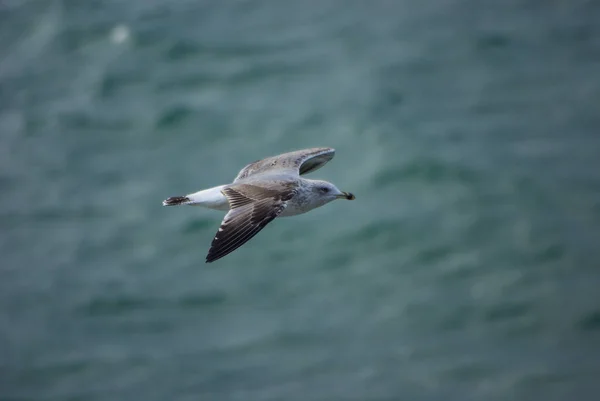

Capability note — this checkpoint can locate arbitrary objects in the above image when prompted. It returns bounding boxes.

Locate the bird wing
[233,147,335,182]
[205,183,296,263]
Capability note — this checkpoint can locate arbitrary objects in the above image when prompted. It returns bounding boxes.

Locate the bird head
[310,180,355,204]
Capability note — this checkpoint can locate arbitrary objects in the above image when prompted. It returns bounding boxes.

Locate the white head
[308,179,355,207]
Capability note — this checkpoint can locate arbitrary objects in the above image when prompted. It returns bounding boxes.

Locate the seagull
[163,147,355,263]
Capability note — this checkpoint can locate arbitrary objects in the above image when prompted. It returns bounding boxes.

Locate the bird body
[163,147,354,263]
[176,185,229,210]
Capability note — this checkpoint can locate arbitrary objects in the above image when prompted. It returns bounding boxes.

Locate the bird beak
[338,191,355,200]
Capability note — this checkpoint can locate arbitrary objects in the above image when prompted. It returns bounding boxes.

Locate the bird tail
[162,195,191,206]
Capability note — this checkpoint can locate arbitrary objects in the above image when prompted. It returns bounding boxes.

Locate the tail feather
[162,196,191,206]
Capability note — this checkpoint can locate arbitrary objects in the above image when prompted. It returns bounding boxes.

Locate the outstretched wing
[205,183,296,263]
[234,147,335,182]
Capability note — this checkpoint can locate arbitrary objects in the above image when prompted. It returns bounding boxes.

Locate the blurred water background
[2,0,600,400]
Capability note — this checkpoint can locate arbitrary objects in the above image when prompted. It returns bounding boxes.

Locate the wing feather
[234,147,335,182]
[205,184,295,263]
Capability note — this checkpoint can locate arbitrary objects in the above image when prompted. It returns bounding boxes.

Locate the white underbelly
[280,202,311,217]
[186,185,318,216]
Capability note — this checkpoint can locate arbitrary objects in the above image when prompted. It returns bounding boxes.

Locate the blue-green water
[2,1,600,400]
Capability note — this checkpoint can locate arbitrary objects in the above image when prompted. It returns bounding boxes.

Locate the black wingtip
[162,196,190,206]
[205,250,220,263]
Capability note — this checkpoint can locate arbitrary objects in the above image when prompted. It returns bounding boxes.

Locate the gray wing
[234,147,335,182]
[205,183,296,263]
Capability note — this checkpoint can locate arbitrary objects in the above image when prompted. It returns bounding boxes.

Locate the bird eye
[320,186,329,193]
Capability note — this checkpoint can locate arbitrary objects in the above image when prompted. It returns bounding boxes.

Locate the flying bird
[162,147,355,263]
